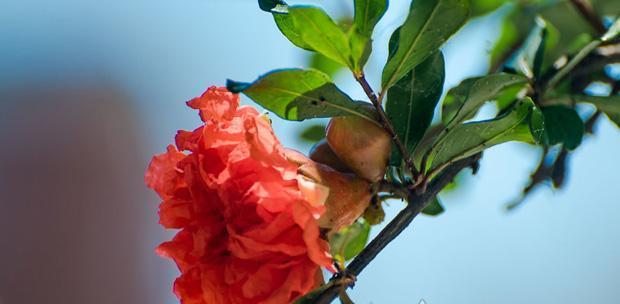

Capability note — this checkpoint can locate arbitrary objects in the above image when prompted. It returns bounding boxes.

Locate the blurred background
[1,0,619,303]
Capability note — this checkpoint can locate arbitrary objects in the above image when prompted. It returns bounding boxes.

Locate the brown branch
[313,154,481,304]
[377,180,409,199]
[355,74,420,181]
[568,0,606,35]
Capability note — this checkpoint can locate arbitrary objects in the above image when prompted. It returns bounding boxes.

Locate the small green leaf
[427,98,535,172]
[330,219,371,262]
[288,6,352,68]
[300,124,326,142]
[349,0,389,72]
[353,0,388,37]
[258,0,288,14]
[421,197,445,216]
[227,69,378,122]
[529,106,547,145]
[541,105,584,150]
[381,0,469,90]
[348,29,372,74]
[573,95,620,128]
[386,52,445,166]
[442,73,528,128]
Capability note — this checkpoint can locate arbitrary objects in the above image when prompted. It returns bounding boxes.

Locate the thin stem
[545,39,602,92]
[355,74,420,181]
[314,154,481,304]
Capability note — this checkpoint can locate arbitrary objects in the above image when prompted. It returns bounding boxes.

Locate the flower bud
[285,149,372,231]
[309,138,353,173]
[326,115,391,182]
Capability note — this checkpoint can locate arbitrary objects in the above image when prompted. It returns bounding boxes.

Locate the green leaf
[386,52,445,166]
[529,106,547,145]
[381,0,469,90]
[421,197,445,216]
[309,53,345,78]
[273,13,314,50]
[441,77,480,126]
[427,98,535,172]
[470,0,506,17]
[258,0,288,14]
[348,29,372,74]
[441,73,528,128]
[287,6,352,68]
[349,0,388,73]
[354,0,388,37]
[541,105,584,150]
[227,69,378,122]
[330,219,371,262]
[573,95,620,128]
[300,124,326,142]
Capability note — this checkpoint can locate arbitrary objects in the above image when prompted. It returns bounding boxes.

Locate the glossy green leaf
[330,219,371,262]
[227,69,378,122]
[441,77,480,126]
[541,105,584,150]
[442,73,528,128]
[427,98,535,172]
[300,124,326,142]
[386,52,445,166]
[354,0,388,37]
[421,197,445,216]
[529,106,547,144]
[381,0,469,90]
[288,6,352,68]
[573,95,620,128]
[273,13,314,50]
[258,0,288,13]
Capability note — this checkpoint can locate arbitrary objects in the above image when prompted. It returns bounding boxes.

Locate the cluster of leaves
[227,0,620,302]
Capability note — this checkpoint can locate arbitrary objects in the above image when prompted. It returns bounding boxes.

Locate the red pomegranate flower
[145,87,335,304]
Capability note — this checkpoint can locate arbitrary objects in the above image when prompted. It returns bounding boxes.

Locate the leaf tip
[258,0,289,14]
[226,79,251,94]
